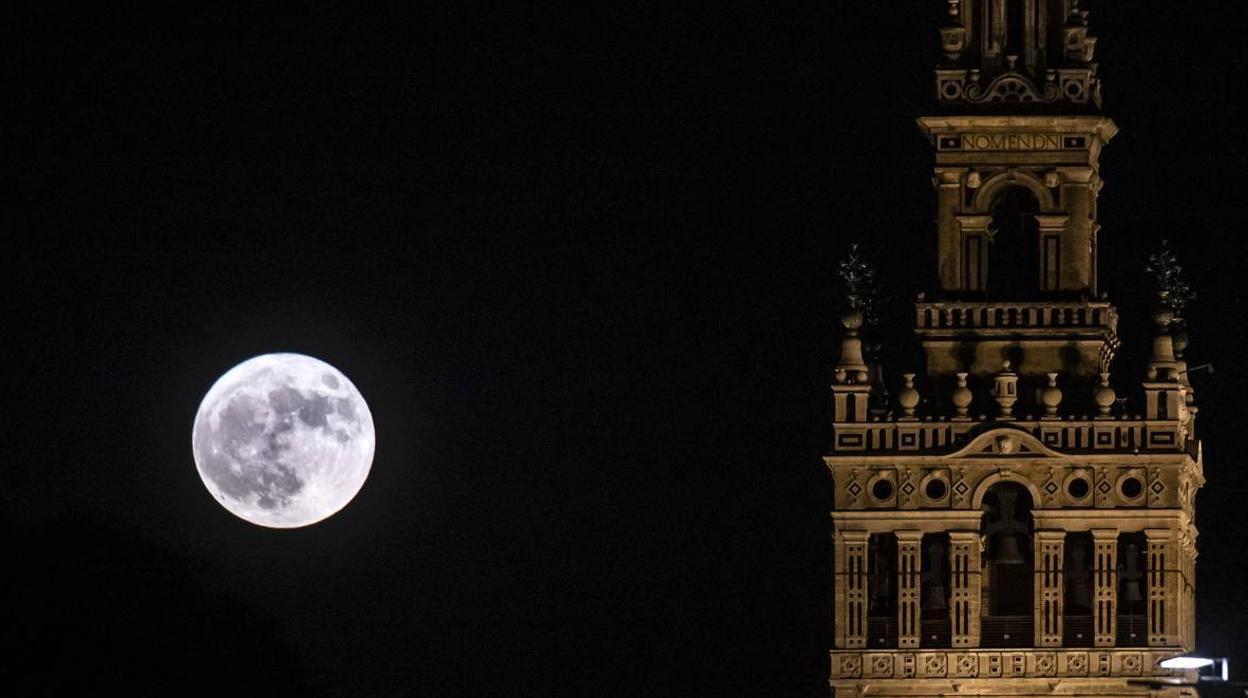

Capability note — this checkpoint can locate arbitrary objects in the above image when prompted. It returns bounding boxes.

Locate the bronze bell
[1122,578,1144,603]
[1120,542,1145,603]
[924,584,949,611]
[993,534,1027,565]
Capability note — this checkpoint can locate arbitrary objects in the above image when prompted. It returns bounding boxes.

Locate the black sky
[7,1,1248,695]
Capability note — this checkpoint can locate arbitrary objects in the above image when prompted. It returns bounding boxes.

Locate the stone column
[1034,530,1065,647]
[835,530,870,649]
[1034,214,1070,292]
[1145,528,1178,647]
[955,215,993,292]
[1178,527,1197,651]
[948,531,982,648]
[1091,528,1118,646]
[934,169,964,291]
[897,530,923,648]
[1058,166,1095,293]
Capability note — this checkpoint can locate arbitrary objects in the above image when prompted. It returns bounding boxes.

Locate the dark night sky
[7,1,1248,695]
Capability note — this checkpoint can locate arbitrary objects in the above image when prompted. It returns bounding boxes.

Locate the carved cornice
[829,648,1186,682]
[945,427,1060,459]
[917,115,1118,143]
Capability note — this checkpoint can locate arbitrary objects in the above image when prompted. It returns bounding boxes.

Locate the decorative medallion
[1035,652,1056,677]
[955,653,978,678]
[1121,653,1142,675]
[870,655,894,678]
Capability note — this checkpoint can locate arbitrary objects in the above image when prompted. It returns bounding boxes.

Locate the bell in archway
[993,534,1026,565]
[1120,542,1145,603]
[1122,578,1144,603]
[922,539,948,611]
[924,582,949,611]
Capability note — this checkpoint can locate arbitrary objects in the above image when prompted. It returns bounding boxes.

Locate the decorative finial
[1145,240,1194,380]
[833,244,878,384]
[952,372,972,420]
[1146,240,1195,321]
[898,373,920,420]
[1041,372,1062,420]
[992,361,1018,419]
[837,243,880,327]
[1094,372,1116,418]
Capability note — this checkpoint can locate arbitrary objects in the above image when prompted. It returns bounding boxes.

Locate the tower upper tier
[936,0,1101,112]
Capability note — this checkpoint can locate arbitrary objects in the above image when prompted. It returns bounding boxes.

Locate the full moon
[192,353,375,528]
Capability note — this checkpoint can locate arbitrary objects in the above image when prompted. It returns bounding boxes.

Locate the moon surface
[192,353,375,528]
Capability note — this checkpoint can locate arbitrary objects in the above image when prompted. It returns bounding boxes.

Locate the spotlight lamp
[1158,655,1229,682]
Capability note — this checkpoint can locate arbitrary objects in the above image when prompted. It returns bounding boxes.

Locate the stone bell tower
[826,2,1204,696]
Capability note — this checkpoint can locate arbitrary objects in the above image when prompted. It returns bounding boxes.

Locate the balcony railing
[916,301,1117,332]
[980,615,1034,648]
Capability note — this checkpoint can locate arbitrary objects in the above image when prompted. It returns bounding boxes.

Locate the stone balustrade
[915,301,1117,333]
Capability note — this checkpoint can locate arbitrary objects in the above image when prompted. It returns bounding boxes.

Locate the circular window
[871,479,894,502]
[1067,477,1091,500]
[1120,477,1144,500]
[924,479,947,501]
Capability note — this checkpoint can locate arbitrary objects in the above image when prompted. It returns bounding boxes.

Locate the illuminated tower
[826,2,1204,696]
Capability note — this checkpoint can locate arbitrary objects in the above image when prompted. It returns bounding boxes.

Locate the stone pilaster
[836,530,870,649]
[948,531,981,648]
[954,215,993,292]
[897,530,923,649]
[1178,527,1196,651]
[1091,529,1118,647]
[1058,166,1095,293]
[1145,528,1178,647]
[1034,214,1070,292]
[934,169,964,291]
[1034,530,1065,647]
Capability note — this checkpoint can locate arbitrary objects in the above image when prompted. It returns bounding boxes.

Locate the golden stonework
[827,3,1203,696]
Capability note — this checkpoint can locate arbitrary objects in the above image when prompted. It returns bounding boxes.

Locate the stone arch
[970,470,1045,510]
[971,169,1056,212]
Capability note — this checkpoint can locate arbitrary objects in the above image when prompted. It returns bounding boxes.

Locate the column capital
[1090,528,1119,541]
[895,529,925,543]
[840,530,871,543]
[1035,529,1068,542]
[1144,528,1175,541]
[948,530,982,543]
[1056,166,1095,183]
[1033,214,1070,230]
[955,214,993,230]
[934,168,966,185]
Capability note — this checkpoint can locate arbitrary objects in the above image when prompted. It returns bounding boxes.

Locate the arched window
[1117,532,1148,647]
[867,533,898,647]
[1006,0,1027,60]
[1063,532,1094,646]
[987,186,1041,299]
[980,482,1035,647]
[920,533,951,647]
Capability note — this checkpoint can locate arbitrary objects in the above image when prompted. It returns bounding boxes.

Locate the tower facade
[826,3,1204,696]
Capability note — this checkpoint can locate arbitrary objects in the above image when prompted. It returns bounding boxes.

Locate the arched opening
[920,533,951,647]
[867,533,898,647]
[1005,0,1027,60]
[980,482,1034,647]
[987,186,1041,299]
[1063,532,1094,646]
[1117,532,1148,647]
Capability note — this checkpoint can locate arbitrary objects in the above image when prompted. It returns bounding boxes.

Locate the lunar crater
[192,353,375,528]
